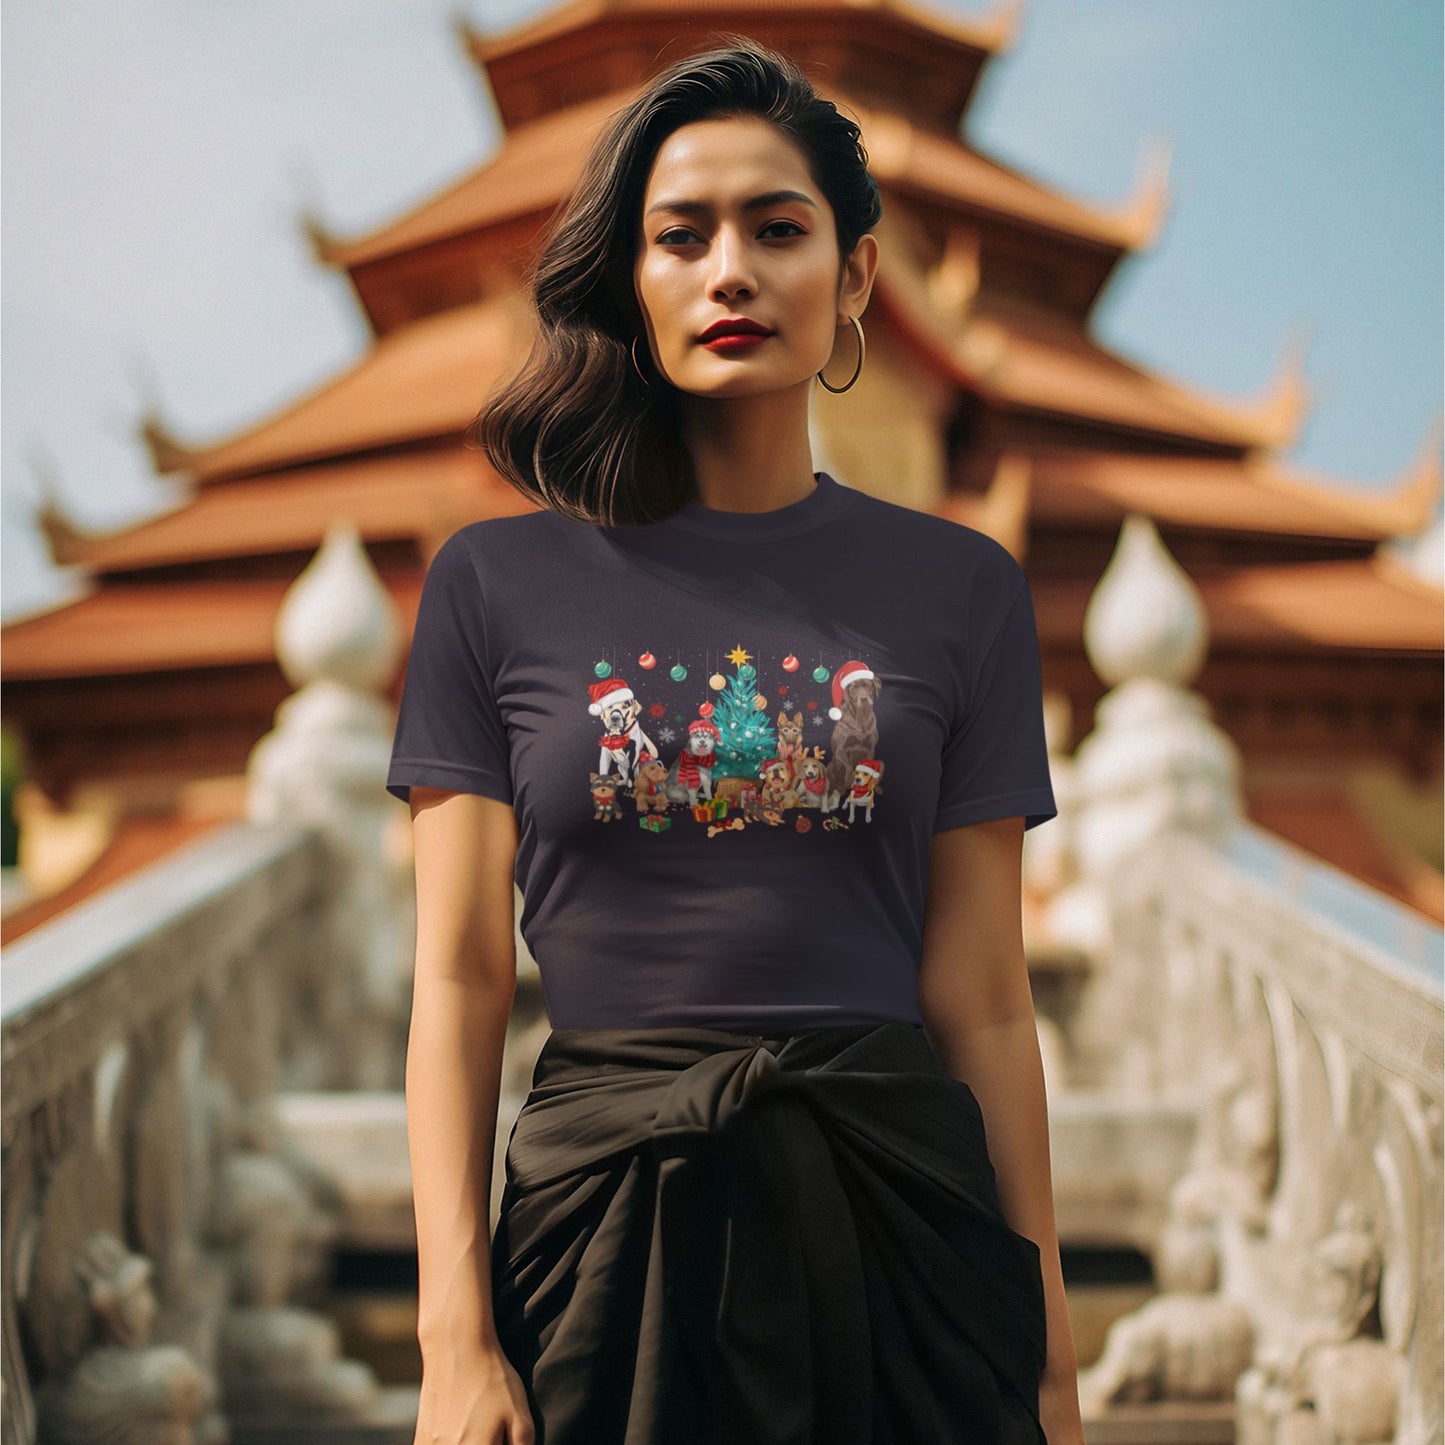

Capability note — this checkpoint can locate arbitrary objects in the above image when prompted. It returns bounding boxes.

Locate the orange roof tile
[1033,558,1442,654]
[1,575,427,680]
[468,0,1016,60]
[850,96,1138,248]
[46,450,535,574]
[1025,447,1438,543]
[319,83,1132,270]
[150,297,527,482]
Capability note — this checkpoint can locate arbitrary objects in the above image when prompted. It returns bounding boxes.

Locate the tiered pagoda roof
[4,0,1439,920]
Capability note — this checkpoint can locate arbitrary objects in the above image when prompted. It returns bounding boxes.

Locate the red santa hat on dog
[588,679,634,715]
[828,660,875,720]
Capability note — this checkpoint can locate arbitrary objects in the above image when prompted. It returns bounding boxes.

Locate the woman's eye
[654,221,805,246]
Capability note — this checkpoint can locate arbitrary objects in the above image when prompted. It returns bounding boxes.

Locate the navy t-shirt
[386,469,1056,1029]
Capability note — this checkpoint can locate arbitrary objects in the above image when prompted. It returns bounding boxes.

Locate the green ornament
[737,663,755,681]
[670,663,687,681]
[812,664,830,683]
[595,660,612,678]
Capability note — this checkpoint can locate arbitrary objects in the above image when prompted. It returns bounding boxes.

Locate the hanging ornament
[670,663,687,682]
[699,701,715,719]
[595,659,613,678]
[752,694,767,710]
[639,651,657,669]
[812,664,831,684]
[782,654,800,672]
[709,672,726,691]
[737,662,755,682]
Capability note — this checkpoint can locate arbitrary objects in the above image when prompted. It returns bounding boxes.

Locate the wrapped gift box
[639,815,672,832]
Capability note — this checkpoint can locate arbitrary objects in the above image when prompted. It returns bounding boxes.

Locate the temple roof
[1030,555,1442,656]
[314,83,1144,275]
[39,450,531,576]
[144,297,528,482]
[2,573,430,681]
[141,274,1293,487]
[7,534,1436,684]
[1022,446,1440,543]
[459,0,1022,133]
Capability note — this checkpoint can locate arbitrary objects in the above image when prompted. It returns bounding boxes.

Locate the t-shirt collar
[645,469,854,541]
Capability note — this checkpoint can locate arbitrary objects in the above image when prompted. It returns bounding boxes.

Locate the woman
[388,35,1085,1445]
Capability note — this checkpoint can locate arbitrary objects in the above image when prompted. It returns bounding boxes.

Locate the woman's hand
[414,1344,536,1444]
[1038,1363,1086,1445]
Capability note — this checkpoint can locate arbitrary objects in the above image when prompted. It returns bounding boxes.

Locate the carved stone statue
[1237,1202,1398,1445]
[33,1232,223,1445]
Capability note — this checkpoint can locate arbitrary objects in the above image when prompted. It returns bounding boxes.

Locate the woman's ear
[839,233,879,323]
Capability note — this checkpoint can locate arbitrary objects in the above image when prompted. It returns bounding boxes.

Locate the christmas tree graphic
[712,649,777,780]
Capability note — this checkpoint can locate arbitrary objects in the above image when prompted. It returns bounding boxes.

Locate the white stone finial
[274,520,403,694]
[1084,513,1208,689]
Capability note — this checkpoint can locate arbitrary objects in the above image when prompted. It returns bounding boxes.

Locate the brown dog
[825,662,882,809]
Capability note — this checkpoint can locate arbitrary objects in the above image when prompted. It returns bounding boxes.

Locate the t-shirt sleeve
[934,574,1057,833]
[385,529,514,807]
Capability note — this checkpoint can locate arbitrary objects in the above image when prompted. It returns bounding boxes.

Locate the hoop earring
[817,315,865,393]
[630,335,651,387]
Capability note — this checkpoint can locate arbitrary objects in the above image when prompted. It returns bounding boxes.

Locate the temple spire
[1115,134,1173,250]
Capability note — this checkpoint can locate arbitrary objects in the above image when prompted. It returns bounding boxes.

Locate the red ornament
[699,701,714,718]
[782,654,800,672]
[639,651,657,668]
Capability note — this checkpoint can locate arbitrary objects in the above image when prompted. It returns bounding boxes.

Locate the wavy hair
[469,34,882,527]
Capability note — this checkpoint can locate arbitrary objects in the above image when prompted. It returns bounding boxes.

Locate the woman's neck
[680,389,817,513]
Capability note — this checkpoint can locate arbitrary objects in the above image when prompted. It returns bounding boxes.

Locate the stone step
[228,1385,419,1445]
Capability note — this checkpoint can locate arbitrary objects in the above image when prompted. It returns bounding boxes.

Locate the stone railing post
[246,519,415,1090]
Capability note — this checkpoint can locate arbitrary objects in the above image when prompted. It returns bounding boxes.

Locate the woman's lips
[700,331,771,353]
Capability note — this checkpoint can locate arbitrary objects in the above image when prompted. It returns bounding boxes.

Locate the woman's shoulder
[841,486,1027,589]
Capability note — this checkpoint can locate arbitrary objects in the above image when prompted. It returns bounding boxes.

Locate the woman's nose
[709,228,757,299]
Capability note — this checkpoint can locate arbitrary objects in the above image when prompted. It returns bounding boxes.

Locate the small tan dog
[841,759,884,823]
[759,756,798,811]
[790,746,833,812]
[632,754,670,814]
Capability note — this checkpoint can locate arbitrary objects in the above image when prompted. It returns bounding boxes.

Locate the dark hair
[469,35,882,527]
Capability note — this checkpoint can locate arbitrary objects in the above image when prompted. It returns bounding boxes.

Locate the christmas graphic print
[588,643,884,836]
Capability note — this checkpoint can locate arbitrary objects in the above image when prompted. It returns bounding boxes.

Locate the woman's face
[633,114,874,397]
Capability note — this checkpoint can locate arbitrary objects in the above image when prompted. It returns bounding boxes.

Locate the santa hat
[828,660,875,720]
[588,679,634,715]
[853,758,882,778]
[689,717,719,738]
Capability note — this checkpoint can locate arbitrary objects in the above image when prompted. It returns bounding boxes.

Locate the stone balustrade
[2,512,1438,1443]
[1,821,421,1441]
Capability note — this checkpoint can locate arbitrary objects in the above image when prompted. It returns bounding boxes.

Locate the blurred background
[2,3,1440,1441]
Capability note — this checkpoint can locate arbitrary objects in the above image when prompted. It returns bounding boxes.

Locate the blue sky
[3,0,1440,619]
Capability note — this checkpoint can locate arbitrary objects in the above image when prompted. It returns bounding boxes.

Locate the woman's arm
[405,785,520,1361]
[918,816,1084,1439]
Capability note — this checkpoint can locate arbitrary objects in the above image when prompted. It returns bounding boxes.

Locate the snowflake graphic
[657,725,677,744]
[805,699,818,710]
[812,715,828,727]
[777,684,789,696]
[648,701,667,718]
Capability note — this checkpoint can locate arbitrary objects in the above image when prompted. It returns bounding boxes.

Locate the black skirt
[490,1019,1049,1445]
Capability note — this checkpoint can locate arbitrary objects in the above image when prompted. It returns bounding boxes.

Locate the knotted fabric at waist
[492,1019,1049,1445]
